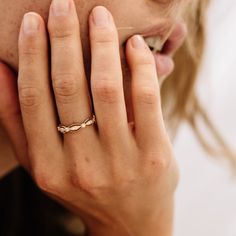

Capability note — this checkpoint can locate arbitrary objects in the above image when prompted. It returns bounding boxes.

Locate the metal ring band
[57,115,96,134]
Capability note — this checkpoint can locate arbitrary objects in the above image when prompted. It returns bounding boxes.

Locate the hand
[0,0,180,235]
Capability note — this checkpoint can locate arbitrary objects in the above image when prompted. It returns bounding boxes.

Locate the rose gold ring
[57,115,96,134]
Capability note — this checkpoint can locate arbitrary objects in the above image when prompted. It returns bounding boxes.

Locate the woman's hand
[0,0,181,235]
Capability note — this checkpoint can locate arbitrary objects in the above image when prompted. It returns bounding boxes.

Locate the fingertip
[155,54,174,79]
[125,35,155,71]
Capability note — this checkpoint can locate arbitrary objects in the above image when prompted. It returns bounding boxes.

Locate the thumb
[0,61,29,169]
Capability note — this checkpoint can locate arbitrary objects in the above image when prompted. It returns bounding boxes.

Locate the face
[0,0,186,68]
[0,0,186,118]
[0,0,187,176]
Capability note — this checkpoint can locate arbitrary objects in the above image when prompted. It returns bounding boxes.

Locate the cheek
[0,0,52,71]
[169,1,187,19]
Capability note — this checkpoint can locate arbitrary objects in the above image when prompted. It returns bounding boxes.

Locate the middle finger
[90,7,130,144]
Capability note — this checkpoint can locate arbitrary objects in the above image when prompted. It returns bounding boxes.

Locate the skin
[0,0,187,177]
[0,0,184,69]
[0,0,188,235]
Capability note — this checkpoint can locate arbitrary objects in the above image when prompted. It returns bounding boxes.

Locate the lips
[122,22,187,80]
[140,22,173,53]
[144,36,164,53]
[142,22,187,56]
[143,22,187,81]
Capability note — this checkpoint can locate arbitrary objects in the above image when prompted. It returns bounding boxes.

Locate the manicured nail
[92,6,109,27]
[23,13,40,34]
[52,0,70,16]
[131,35,146,49]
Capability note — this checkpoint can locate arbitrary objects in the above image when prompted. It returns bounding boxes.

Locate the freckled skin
[0,0,182,70]
[0,0,185,176]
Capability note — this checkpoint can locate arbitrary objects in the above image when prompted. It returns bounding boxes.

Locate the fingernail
[23,13,40,34]
[52,0,70,16]
[92,6,109,27]
[131,35,146,49]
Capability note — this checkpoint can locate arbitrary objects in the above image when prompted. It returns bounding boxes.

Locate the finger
[0,62,29,168]
[89,6,129,144]
[48,0,96,142]
[154,54,174,85]
[18,13,61,160]
[126,35,166,149]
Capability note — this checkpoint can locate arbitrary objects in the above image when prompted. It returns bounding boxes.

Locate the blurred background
[174,0,236,235]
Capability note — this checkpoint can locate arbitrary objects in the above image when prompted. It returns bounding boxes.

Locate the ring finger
[48,0,96,142]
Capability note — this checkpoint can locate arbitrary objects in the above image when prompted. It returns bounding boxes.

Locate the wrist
[86,197,174,236]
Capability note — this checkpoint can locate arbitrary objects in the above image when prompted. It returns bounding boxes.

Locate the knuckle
[136,87,158,105]
[18,86,41,110]
[20,45,40,57]
[145,154,179,193]
[70,174,101,199]
[70,175,92,192]
[143,147,173,174]
[92,79,120,104]
[52,73,79,103]
[34,169,61,195]
[152,157,170,173]
[135,53,155,66]
[91,27,117,45]
[48,20,76,40]
[50,28,74,41]
[145,157,171,182]
[20,46,41,66]
[69,167,109,200]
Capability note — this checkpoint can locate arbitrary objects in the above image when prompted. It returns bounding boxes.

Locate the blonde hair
[162,0,236,168]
